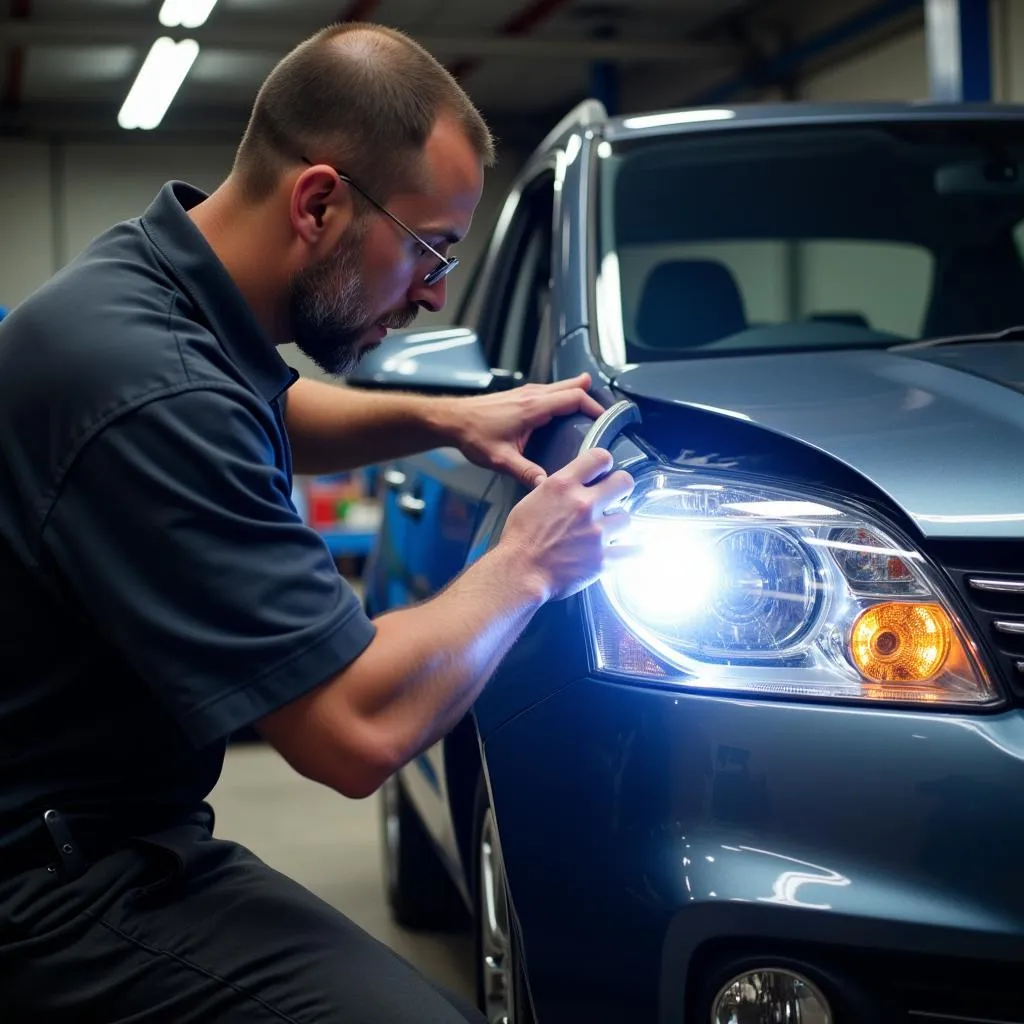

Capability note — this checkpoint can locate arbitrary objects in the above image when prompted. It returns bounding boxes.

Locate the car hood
[612,342,1024,539]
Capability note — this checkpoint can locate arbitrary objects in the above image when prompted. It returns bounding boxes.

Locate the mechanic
[0,21,633,1024]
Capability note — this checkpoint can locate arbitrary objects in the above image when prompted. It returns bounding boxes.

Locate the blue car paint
[486,680,1024,1021]
[613,346,1024,539]
[353,101,1024,1021]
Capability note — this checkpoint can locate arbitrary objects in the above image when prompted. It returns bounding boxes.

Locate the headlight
[587,470,996,706]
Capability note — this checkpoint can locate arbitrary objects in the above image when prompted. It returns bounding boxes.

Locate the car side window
[478,172,556,376]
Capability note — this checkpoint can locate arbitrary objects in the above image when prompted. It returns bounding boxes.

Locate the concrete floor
[208,740,476,1004]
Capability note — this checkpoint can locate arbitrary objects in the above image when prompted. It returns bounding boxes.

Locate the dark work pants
[0,821,485,1023]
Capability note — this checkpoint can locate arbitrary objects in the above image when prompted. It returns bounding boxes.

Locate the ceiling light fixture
[158,0,219,29]
[118,37,200,130]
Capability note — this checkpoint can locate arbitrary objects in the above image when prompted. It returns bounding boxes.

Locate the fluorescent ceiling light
[118,37,200,130]
[621,109,737,129]
[159,0,219,29]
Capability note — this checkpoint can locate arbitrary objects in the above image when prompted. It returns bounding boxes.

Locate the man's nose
[408,275,447,314]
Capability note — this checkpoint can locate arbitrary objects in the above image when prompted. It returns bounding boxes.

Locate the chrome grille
[966,578,1024,595]
[951,570,1024,698]
[910,1014,1024,1024]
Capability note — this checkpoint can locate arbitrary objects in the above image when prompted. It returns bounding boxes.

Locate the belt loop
[43,809,88,880]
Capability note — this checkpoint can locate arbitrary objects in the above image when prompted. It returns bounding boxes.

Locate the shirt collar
[140,181,298,403]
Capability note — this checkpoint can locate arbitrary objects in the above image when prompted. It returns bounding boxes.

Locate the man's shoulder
[0,219,240,420]
[7,221,218,381]
[0,221,250,542]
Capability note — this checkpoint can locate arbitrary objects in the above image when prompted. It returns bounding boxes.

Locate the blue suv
[349,99,1024,1024]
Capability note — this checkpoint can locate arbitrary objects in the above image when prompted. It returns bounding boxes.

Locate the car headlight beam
[587,470,996,707]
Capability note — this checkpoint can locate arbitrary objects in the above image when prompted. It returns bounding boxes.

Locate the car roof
[601,101,1024,143]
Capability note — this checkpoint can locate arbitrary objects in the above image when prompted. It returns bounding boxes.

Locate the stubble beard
[289,225,421,377]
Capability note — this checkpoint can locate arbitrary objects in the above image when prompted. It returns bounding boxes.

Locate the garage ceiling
[0,0,768,143]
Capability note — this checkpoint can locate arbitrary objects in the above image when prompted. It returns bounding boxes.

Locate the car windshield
[595,119,1024,367]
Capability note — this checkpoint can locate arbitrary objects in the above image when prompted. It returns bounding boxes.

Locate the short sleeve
[42,386,377,749]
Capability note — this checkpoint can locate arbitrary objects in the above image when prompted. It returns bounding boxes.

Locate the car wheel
[473,779,535,1024]
[380,773,467,931]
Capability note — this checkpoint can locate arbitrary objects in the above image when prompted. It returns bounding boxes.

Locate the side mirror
[344,326,523,395]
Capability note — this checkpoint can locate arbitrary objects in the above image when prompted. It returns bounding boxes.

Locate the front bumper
[483,676,1024,1023]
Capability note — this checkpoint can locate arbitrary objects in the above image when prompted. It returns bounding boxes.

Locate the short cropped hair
[233,22,496,202]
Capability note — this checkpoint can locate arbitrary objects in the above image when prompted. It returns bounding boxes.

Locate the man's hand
[450,373,605,488]
[499,448,635,601]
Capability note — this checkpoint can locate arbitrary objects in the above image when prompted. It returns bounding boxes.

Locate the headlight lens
[588,471,996,706]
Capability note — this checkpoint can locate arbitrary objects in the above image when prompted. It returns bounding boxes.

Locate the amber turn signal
[851,603,952,683]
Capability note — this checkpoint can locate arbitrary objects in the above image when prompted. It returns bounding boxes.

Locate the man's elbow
[329,740,404,800]
[305,720,408,800]
[257,707,407,800]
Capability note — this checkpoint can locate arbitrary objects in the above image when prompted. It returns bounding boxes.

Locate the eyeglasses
[300,157,460,287]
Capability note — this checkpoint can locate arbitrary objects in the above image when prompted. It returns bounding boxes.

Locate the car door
[379,168,560,857]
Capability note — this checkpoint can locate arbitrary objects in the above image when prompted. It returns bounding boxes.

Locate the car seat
[631,259,747,360]
[923,234,1024,338]
[808,311,871,328]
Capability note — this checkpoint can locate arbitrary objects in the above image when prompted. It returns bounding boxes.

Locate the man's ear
[291,166,353,250]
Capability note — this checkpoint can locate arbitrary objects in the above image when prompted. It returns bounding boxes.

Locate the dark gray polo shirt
[0,181,376,851]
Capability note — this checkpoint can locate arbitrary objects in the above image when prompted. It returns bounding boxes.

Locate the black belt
[0,806,213,880]
[0,810,126,879]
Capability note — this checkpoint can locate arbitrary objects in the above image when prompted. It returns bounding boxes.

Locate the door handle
[383,468,407,490]
[397,493,427,518]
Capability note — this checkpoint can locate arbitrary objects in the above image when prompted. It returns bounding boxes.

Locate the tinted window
[478,173,555,375]
[597,122,1024,365]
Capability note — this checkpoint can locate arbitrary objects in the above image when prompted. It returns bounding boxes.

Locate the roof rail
[535,98,608,154]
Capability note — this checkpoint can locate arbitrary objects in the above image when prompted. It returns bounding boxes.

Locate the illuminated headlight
[588,471,996,706]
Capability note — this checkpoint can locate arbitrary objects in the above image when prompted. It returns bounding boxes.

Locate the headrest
[635,259,747,351]
[809,312,870,328]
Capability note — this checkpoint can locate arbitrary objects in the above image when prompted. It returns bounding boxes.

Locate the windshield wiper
[892,324,1024,351]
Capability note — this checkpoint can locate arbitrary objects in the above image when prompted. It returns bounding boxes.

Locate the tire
[472,778,536,1024]
[380,773,468,931]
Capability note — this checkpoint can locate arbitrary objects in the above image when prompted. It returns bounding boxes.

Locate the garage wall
[62,143,236,266]
[987,0,1024,101]
[0,141,56,312]
[799,1,1024,104]
[799,28,928,101]
[620,2,1023,114]
[0,139,237,312]
[0,138,525,380]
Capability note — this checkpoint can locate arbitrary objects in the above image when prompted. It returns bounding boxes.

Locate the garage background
[0,0,1015,1003]
[1,0,1019,378]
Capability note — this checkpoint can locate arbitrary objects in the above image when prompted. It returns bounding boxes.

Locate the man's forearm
[285,377,459,474]
[257,446,622,800]
[341,543,547,771]
[262,541,548,798]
